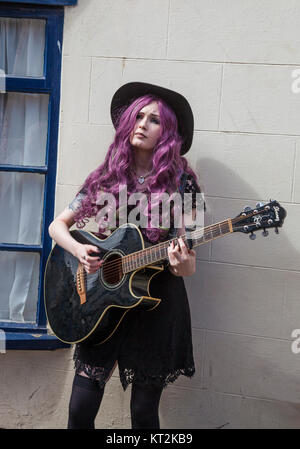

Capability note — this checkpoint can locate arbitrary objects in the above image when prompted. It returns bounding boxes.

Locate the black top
[69,172,203,390]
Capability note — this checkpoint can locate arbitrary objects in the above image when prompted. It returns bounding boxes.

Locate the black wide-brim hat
[110,82,194,155]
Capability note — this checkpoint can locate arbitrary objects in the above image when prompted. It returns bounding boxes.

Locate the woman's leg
[67,373,105,429]
[130,381,164,429]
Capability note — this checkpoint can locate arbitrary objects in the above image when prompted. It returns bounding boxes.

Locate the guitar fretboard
[122,219,233,273]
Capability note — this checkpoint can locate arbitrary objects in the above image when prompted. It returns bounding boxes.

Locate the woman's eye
[136,113,160,124]
[151,118,160,125]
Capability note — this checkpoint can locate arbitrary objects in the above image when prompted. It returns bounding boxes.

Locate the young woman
[48,82,203,429]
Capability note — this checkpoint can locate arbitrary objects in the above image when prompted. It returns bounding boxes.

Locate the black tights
[68,373,163,429]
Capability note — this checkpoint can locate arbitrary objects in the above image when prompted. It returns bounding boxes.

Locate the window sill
[3,331,70,350]
[1,1,78,6]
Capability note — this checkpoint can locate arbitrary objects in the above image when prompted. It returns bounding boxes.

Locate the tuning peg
[249,232,256,240]
[275,227,279,234]
[262,229,269,237]
[244,206,252,212]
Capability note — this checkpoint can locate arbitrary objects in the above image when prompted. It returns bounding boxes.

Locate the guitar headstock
[232,200,287,240]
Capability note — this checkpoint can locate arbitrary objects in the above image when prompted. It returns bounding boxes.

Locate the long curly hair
[73,94,199,243]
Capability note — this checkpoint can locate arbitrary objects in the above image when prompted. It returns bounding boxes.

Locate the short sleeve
[182,173,206,212]
[68,187,87,212]
[184,174,201,208]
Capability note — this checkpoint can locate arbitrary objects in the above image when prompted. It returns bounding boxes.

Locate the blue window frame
[0,1,77,5]
[0,2,73,349]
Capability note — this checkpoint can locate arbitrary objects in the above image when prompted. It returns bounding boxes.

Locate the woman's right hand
[73,243,103,274]
[48,207,103,274]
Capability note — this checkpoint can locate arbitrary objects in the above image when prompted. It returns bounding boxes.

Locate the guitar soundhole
[102,253,123,286]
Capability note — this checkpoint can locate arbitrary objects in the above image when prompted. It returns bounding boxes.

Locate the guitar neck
[122,219,233,273]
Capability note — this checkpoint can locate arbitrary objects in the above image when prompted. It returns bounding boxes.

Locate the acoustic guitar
[44,200,286,345]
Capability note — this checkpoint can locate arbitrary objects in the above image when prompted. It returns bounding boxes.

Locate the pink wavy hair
[73,94,199,243]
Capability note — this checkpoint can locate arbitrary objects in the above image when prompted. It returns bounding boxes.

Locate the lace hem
[119,366,195,391]
[74,359,109,389]
[73,356,195,392]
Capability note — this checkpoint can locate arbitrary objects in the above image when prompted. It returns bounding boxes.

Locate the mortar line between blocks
[217,63,224,130]
[291,140,297,202]
[165,0,172,59]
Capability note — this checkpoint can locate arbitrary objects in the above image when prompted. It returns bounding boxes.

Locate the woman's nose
[139,116,147,128]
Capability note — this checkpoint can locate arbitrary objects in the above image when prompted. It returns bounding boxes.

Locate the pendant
[138,176,145,184]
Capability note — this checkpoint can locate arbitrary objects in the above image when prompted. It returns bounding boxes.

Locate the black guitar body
[44,224,163,345]
[44,200,286,346]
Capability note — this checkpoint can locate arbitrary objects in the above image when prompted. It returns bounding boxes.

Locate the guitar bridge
[76,263,87,305]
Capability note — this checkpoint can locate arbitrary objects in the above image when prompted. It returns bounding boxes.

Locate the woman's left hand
[167,237,196,277]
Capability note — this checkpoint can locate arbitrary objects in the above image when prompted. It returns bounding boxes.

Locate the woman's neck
[133,150,153,175]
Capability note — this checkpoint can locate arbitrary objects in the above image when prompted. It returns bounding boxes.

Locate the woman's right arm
[48,208,102,274]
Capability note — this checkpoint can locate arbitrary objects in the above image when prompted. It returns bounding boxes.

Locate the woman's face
[129,101,161,152]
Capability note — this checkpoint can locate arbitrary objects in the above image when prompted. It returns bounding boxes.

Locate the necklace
[133,168,152,184]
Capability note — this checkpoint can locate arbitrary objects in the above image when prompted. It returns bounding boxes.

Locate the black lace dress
[69,172,203,391]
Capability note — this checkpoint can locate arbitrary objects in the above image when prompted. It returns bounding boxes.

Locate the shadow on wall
[1,158,299,429]
[166,157,300,428]
[192,156,296,271]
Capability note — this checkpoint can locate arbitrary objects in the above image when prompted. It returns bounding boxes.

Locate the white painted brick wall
[2,0,300,429]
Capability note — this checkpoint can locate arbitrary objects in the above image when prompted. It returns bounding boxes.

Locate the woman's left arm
[167,209,197,277]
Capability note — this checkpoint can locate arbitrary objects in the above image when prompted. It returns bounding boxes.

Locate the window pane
[0,251,40,322]
[0,17,45,77]
[0,92,49,166]
[0,172,44,245]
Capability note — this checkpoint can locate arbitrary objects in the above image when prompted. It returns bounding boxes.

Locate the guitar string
[85,210,271,278]
[82,216,272,282]
[117,210,271,271]
[96,220,233,277]
[97,218,267,277]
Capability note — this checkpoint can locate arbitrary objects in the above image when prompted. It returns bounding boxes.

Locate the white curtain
[0,17,45,77]
[0,18,48,322]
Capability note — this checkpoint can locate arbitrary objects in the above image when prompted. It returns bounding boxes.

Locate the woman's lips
[135,133,146,138]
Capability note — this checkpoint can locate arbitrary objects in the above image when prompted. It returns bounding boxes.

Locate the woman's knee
[68,374,105,429]
[130,382,163,429]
